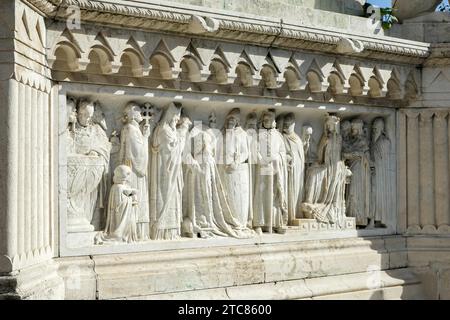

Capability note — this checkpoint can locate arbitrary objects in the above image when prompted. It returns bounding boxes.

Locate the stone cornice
[423,44,450,67]
[25,0,431,64]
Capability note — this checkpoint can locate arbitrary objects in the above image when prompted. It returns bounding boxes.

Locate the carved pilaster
[397,110,408,233]
[0,0,63,299]
[433,111,450,227]
[404,110,420,229]
[419,111,435,228]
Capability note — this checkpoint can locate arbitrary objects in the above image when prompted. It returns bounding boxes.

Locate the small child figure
[103,165,139,243]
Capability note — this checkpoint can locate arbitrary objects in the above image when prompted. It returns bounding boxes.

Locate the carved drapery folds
[67,100,111,233]
[64,96,397,247]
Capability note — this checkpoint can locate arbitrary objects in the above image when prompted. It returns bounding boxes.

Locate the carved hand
[142,123,152,138]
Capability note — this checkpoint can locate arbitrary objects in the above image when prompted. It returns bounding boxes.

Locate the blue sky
[366,0,448,8]
[368,0,447,8]
[368,0,391,7]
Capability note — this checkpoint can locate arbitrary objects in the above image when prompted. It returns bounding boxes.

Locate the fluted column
[434,111,450,228]
[397,110,408,233]
[0,0,56,273]
[405,110,420,231]
[419,112,435,229]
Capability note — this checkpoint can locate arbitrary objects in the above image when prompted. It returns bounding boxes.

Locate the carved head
[372,117,385,142]
[262,109,276,130]
[236,63,253,87]
[224,108,241,130]
[93,102,108,131]
[283,113,296,134]
[324,114,340,134]
[162,102,182,129]
[351,119,364,137]
[302,126,313,140]
[113,165,132,184]
[261,66,277,89]
[179,116,192,130]
[67,97,77,127]
[77,100,95,127]
[208,112,217,129]
[340,120,351,138]
[245,112,258,130]
[124,102,143,124]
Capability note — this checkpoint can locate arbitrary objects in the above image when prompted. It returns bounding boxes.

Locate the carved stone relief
[64,96,396,249]
[67,100,111,234]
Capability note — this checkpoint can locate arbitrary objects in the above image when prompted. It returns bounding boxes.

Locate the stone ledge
[56,235,409,300]
[25,0,430,63]
[0,261,64,300]
[128,269,424,300]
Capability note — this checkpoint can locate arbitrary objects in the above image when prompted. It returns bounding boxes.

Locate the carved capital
[403,110,420,119]
[419,111,434,122]
[434,110,449,121]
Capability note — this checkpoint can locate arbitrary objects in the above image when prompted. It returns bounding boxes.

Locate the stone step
[127,268,425,300]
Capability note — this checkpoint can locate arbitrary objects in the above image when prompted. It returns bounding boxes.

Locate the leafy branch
[437,3,450,12]
[364,3,399,30]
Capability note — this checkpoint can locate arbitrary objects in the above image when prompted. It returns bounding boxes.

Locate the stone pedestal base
[66,232,97,249]
[291,218,356,231]
[0,261,65,300]
[56,235,425,300]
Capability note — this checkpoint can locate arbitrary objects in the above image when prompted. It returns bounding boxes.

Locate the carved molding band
[25,0,431,63]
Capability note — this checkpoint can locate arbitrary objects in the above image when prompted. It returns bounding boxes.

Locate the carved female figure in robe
[282,113,305,224]
[183,125,253,239]
[253,110,288,234]
[341,120,352,154]
[68,100,111,232]
[217,108,253,228]
[245,112,259,166]
[103,165,138,243]
[149,102,189,240]
[120,103,152,240]
[302,115,350,227]
[370,118,392,228]
[343,119,372,227]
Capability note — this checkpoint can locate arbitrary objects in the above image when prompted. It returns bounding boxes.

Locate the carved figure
[282,113,305,224]
[103,165,139,243]
[302,114,350,227]
[120,102,152,240]
[344,119,372,227]
[253,110,288,234]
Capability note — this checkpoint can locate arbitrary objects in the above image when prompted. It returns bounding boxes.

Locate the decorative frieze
[46,22,420,106]
[25,0,430,65]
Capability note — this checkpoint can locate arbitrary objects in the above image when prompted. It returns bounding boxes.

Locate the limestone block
[92,246,265,300]
[226,280,312,300]
[393,0,441,22]
[0,261,64,300]
[390,252,408,269]
[68,236,403,299]
[57,257,97,300]
[307,269,423,299]
[412,267,439,300]
[437,267,450,300]
[132,288,230,300]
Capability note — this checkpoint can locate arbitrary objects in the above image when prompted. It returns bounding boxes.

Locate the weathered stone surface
[54,236,417,300]
[1,0,450,300]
